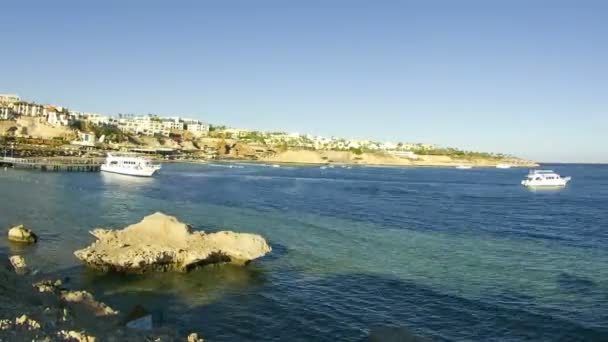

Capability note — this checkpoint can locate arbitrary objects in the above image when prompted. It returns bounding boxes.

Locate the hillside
[0,118,74,140]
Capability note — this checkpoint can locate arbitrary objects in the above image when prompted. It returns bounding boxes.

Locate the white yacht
[521,170,571,188]
[456,165,473,169]
[496,164,512,169]
[100,153,161,177]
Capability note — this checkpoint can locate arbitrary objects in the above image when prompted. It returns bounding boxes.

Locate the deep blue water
[1,163,607,341]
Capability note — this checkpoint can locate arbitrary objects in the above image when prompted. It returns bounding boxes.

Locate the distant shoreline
[202,157,538,169]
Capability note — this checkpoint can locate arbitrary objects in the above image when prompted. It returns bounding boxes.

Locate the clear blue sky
[2,0,606,162]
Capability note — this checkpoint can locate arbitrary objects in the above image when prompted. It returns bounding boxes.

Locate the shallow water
[1,163,607,341]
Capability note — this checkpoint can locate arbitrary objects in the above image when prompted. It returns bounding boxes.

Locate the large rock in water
[7,225,38,244]
[74,213,272,273]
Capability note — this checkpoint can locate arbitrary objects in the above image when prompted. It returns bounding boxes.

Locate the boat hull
[101,165,157,177]
[521,177,571,188]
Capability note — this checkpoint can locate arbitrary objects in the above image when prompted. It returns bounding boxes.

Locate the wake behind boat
[521,170,571,188]
[100,153,161,177]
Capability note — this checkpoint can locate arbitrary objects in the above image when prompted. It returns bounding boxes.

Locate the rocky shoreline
[1,256,192,341]
[1,214,273,341]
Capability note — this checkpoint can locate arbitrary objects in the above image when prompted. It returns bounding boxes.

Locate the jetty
[0,157,103,172]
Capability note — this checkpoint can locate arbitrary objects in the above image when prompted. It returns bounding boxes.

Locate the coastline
[253,149,538,168]
[211,158,538,168]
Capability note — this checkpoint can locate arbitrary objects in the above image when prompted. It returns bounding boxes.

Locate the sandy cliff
[260,149,537,167]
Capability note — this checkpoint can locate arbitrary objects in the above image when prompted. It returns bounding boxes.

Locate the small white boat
[496,164,512,169]
[521,170,571,188]
[456,165,472,169]
[100,153,161,177]
[272,164,281,168]
[320,166,328,170]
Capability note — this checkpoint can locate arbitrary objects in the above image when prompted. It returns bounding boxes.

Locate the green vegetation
[239,131,267,144]
[349,147,363,155]
[154,133,166,145]
[209,125,227,132]
[410,147,507,159]
[70,120,130,143]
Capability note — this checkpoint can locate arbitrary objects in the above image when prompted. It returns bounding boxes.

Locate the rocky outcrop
[7,225,38,244]
[74,212,272,273]
[0,267,182,341]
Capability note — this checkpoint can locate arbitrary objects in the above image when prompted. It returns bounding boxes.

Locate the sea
[0,163,607,341]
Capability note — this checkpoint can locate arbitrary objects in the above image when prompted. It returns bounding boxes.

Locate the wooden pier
[0,157,104,172]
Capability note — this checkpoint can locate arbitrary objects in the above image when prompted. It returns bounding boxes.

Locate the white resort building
[0,94,20,104]
[185,122,209,137]
[46,106,69,126]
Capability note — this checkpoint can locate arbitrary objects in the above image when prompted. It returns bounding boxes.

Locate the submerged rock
[15,314,41,330]
[60,290,118,317]
[9,255,28,275]
[124,305,152,330]
[33,279,63,293]
[7,224,38,244]
[0,319,12,330]
[57,330,96,342]
[188,332,205,342]
[74,212,272,273]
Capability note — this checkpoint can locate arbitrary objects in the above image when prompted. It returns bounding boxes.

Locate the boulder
[9,255,28,275]
[74,212,272,273]
[7,224,38,244]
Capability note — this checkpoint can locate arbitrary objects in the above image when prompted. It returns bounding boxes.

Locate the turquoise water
[1,163,607,341]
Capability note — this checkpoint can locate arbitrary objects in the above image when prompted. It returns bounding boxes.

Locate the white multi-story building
[77,112,110,126]
[162,119,184,131]
[46,107,69,126]
[115,115,167,136]
[0,94,20,104]
[13,102,45,117]
[185,122,209,137]
[380,142,399,150]
[220,128,252,138]
[389,150,418,159]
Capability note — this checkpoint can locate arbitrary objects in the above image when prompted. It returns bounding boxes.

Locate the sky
[1,0,606,163]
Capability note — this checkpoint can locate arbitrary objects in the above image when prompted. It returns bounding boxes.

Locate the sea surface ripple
[0,163,607,341]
